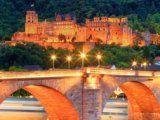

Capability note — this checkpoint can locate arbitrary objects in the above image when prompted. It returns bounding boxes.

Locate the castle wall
[11,10,134,49]
[86,17,108,43]
[77,26,87,42]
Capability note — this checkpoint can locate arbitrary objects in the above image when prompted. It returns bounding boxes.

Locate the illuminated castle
[11,10,133,49]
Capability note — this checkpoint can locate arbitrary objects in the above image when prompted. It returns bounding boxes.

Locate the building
[10,10,133,49]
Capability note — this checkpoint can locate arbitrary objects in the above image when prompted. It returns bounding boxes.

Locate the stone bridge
[0,67,160,120]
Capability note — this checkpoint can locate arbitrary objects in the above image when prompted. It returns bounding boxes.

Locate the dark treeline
[0,43,160,71]
[1,0,160,40]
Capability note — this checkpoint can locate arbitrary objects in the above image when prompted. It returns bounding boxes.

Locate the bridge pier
[82,74,102,120]
[82,89,102,120]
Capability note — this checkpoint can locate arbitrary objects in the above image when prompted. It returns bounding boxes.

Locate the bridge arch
[120,81,160,119]
[0,80,80,120]
[102,79,160,120]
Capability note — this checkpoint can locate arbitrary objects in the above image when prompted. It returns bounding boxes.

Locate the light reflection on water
[101,99,128,120]
[0,98,128,120]
[0,97,47,120]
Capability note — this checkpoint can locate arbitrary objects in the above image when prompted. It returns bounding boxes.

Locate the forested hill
[1,0,160,40]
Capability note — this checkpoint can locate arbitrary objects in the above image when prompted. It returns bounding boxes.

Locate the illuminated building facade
[11,10,133,49]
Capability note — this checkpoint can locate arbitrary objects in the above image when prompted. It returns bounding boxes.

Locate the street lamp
[51,55,56,69]
[132,61,137,70]
[66,56,72,69]
[96,54,102,67]
[80,53,86,68]
[143,62,147,70]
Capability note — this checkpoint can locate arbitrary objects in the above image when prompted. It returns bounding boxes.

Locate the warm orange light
[66,56,72,62]
[80,53,86,59]
[86,76,98,89]
[143,62,147,67]
[132,61,137,66]
[51,55,56,60]
[96,54,102,60]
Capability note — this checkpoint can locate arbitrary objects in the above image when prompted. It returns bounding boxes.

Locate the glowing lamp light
[51,55,56,60]
[143,62,147,67]
[142,62,148,70]
[96,54,102,67]
[80,53,86,58]
[96,54,102,60]
[132,61,137,66]
[51,55,56,69]
[80,52,86,68]
[66,56,72,69]
[67,56,72,62]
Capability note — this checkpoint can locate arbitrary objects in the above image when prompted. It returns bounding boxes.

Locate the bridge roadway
[0,69,83,80]
[0,67,160,120]
[0,67,159,80]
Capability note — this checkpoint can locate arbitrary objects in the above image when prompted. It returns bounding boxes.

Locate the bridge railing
[0,69,83,80]
[86,67,156,77]
[153,72,160,76]
[86,67,104,74]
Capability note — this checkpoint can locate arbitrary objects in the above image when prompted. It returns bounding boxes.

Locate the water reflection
[0,97,47,120]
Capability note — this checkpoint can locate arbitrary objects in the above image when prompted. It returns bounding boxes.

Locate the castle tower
[121,17,132,46]
[56,14,62,21]
[65,14,72,21]
[25,11,38,34]
[93,17,100,22]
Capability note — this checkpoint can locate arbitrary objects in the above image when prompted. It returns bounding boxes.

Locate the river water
[0,98,128,120]
[0,98,47,120]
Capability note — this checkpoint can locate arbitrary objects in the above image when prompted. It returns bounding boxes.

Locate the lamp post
[66,56,72,69]
[51,55,56,69]
[132,61,137,70]
[96,54,102,67]
[143,62,147,70]
[80,53,86,68]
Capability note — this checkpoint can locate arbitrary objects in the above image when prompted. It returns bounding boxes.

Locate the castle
[10,10,133,49]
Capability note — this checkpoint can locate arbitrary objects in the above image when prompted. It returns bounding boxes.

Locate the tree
[133,32,145,46]
[9,66,24,71]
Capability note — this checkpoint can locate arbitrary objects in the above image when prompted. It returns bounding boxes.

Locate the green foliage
[9,66,24,71]
[0,43,51,70]
[89,44,144,68]
[12,89,31,97]
[0,43,160,70]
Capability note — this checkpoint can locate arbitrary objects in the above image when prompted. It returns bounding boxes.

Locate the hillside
[1,0,160,40]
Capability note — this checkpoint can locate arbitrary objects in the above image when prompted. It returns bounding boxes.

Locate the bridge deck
[0,68,159,80]
[0,70,83,80]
